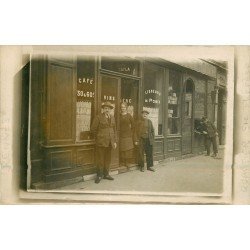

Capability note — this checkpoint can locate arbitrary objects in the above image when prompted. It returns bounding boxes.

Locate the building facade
[28,55,227,189]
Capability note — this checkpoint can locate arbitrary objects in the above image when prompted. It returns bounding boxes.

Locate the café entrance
[100,74,139,170]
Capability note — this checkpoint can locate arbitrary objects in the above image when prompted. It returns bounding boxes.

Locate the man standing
[201,116,219,158]
[91,102,117,184]
[135,110,155,172]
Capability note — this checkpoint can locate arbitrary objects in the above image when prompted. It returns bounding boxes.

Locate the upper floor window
[101,57,140,76]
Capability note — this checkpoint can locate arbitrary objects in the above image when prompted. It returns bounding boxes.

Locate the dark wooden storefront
[29,55,215,189]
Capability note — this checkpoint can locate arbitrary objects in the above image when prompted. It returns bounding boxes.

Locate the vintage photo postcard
[0,46,235,203]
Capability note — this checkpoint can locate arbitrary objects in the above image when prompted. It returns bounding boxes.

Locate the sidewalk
[57,150,224,194]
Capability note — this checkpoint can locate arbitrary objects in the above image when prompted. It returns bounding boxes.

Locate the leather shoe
[95,177,101,184]
[212,154,218,158]
[139,167,144,172]
[147,167,155,172]
[103,175,114,180]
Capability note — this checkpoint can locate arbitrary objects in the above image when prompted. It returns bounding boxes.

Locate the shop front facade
[29,55,224,189]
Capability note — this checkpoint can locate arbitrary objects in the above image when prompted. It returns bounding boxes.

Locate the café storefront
[29,55,220,189]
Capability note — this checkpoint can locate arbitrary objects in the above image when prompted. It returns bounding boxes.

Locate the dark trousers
[138,138,153,169]
[96,145,111,177]
[205,136,218,155]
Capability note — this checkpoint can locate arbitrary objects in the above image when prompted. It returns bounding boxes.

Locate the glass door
[120,78,139,167]
[100,75,139,169]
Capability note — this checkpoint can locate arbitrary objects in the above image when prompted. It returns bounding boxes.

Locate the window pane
[101,75,118,118]
[76,56,96,141]
[101,57,140,76]
[143,62,164,136]
[121,78,139,119]
[168,70,181,135]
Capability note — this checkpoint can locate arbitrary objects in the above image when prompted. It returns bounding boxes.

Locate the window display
[143,62,164,136]
[167,70,182,135]
[76,56,96,141]
[76,101,92,140]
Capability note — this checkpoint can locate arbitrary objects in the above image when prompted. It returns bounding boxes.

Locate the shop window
[143,62,164,136]
[167,70,181,135]
[76,56,96,141]
[101,57,140,76]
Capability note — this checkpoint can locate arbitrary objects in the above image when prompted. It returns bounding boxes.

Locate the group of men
[91,101,219,184]
[199,116,219,158]
[90,101,155,184]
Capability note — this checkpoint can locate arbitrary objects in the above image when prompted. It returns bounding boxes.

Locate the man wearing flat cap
[201,116,218,158]
[91,101,117,183]
[135,109,155,172]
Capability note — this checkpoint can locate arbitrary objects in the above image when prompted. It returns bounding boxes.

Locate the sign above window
[101,57,140,76]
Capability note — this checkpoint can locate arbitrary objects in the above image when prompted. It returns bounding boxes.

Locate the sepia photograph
[6,45,233,204]
[1,3,250,250]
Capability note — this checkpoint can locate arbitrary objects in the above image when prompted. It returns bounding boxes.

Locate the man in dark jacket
[91,102,117,183]
[135,110,155,172]
[201,116,218,158]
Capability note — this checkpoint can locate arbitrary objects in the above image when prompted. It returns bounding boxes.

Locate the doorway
[100,74,139,170]
[182,79,194,155]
